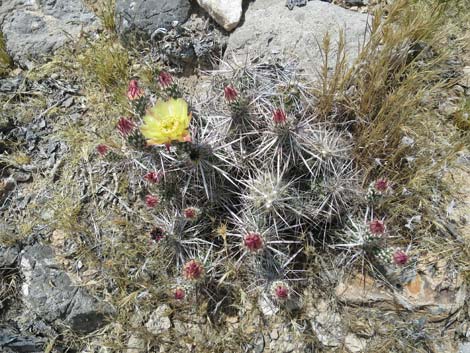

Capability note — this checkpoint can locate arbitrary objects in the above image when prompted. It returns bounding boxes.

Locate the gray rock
[268,327,308,352]
[20,244,114,334]
[0,177,16,208]
[0,1,28,25]
[0,76,23,93]
[460,342,470,353]
[172,315,206,338]
[0,326,45,353]
[224,0,369,75]
[11,171,31,183]
[286,0,308,10]
[345,0,368,6]
[145,305,171,335]
[0,246,19,269]
[0,0,100,67]
[148,13,227,72]
[65,291,115,333]
[251,333,265,353]
[308,300,345,347]
[115,0,191,41]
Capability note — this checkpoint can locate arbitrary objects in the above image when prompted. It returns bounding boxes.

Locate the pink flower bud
[183,259,204,281]
[158,71,173,88]
[145,194,159,208]
[127,79,144,100]
[224,85,238,103]
[273,108,287,125]
[174,287,185,300]
[369,219,385,235]
[275,285,289,299]
[144,171,163,184]
[271,281,290,300]
[117,117,135,136]
[243,232,264,252]
[374,178,390,193]
[96,144,109,156]
[393,250,408,266]
[183,207,199,220]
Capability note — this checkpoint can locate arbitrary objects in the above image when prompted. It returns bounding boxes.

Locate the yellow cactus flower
[140,98,191,145]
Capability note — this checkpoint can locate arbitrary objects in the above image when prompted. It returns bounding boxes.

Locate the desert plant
[107,61,364,309]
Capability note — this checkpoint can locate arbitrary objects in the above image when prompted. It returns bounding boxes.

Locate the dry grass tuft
[77,36,130,95]
[84,0,116,32]
[317,0,469,240]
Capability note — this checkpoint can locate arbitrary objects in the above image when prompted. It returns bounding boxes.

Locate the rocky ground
[1,0,469,352]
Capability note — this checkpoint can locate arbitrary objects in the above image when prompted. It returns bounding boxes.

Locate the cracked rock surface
[225,0,369,74]
[20,244,114,334]
[0,0,100,68]
[115,0,191,41]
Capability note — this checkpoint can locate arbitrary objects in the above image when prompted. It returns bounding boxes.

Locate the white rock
[270,329,279,340]
[345,333,368,353]
[126,335,146,353]
[462,66,470,87]
[308,300,345,347]
[257,294,279,316]
[197,0,242,31]
[145,305,172,335]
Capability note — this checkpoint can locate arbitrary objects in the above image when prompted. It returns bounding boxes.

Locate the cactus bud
[182,259,205,281]
[369,219,385,235]
[375,178,391,193]
[158,71,173,88]
[271,281,290,301]
[174,287,186,300]
[273,108,287,125]
[243,232,264,253]
[224,85,238,103]
[127,79,144,100]
[96,144,109,156]
[145,194,159,208]
[144,171,163,184]
[117,117,135,136]
[183,207,200,220]
[393,249,408,265]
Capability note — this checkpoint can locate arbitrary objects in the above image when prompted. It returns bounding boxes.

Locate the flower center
[162,119,177,133]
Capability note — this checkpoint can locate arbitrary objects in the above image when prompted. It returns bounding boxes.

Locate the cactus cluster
[336,179,409,269]
[98,65,408,308]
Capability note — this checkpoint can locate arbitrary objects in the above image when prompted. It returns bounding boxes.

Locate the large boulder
[0,0,100,68]
[115,0,191,41]
[20,244,114,334]
[196,0,242,32]
[224,1,369,74]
